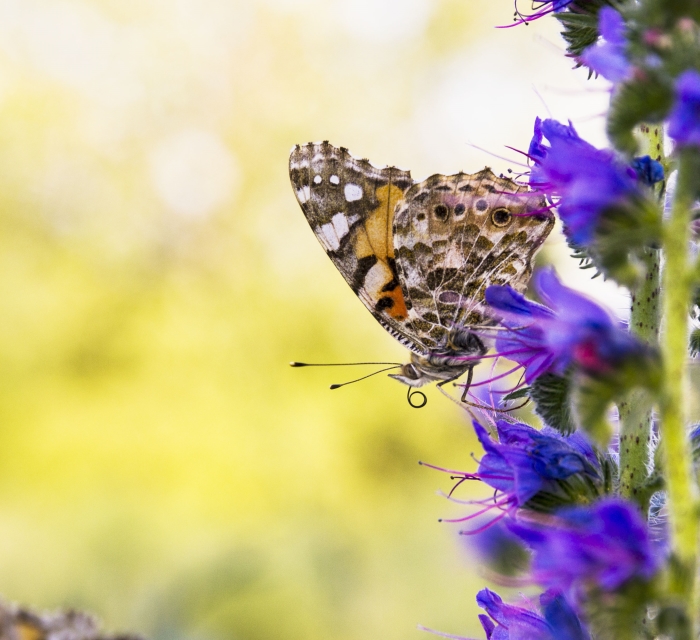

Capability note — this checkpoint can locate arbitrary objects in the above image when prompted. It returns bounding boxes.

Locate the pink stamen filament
[441,497,514,523]
[465,363,524,388]
[420,461,479,476]
[442,504,506,524]
[460,509,512,534]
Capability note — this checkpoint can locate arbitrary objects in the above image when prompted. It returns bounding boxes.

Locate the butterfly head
[388,332,488,387]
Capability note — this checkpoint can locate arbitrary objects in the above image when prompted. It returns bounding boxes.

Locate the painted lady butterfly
[290,141,553,403]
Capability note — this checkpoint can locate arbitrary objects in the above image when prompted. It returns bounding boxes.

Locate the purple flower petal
[475,588,588,639]
[668,69,700,147]
[471,420,601,508]
[526,119,640,245]
[507,498,661,602]
[486,268,645,382]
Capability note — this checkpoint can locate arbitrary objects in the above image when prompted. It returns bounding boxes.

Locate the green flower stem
[660,148,698,603]
[618,249,660,510]
[618,125,663,513]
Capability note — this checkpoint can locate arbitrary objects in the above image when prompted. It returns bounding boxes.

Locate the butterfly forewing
[289,142,423,352]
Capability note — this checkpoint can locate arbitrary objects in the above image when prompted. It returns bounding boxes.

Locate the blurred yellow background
[0,1,621,639]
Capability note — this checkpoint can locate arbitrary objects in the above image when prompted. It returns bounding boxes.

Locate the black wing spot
[491,208,512,227]
[454,203,466,216]
[352,255,378,292]
[476,199,488,211]
[434,204,449,221]
[375,297,395,311]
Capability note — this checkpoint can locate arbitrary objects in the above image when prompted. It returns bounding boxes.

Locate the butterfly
[289,141,553,405]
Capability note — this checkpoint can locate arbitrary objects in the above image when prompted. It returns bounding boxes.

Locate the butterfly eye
[434,204,449,221]
[491,208,512,227]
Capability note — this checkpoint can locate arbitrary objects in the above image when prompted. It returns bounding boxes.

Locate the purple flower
[508,498,660,602]
[668,69,700,147]
[580,7,632,83]
[485,268,645,382]
[477,588,589,640]
[528,118,641,245]
[423,420,602,530]
[472,420,600,507]
[630,155,664,186]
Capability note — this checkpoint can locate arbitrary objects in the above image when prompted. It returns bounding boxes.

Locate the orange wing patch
[354,182,409,320]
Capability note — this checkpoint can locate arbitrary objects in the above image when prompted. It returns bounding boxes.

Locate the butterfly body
[290,141,553,393]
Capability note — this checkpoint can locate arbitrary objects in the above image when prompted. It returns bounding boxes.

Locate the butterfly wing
[393,169,554,351]
[289,142,421,353]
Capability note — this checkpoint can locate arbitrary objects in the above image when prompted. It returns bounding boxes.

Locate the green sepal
[656,605,692,640]
[502,386,531,402]
[478,535,530,577]
[572,377,614,446]
[573,346,661,446]
[607,73,674,155]
[583,198,663,287]
[600,453,618,495]
[555,11,600,59]
[585,579,659,640]
[554,0,621,59]
[529,372,576,435]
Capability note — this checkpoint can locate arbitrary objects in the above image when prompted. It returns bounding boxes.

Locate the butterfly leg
[459,366,474,403]
[435,366,474,403]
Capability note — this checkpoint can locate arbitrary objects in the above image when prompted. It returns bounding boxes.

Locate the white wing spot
[313,175,322,185]
[330,175,340,185]
[331,212,350,240]
[297,186,311,203]
[344,183,363,202]
[319,222,340,251]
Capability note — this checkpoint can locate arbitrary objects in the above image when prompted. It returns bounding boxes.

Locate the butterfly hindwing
[289,142,420,352]
[393,169,554,351]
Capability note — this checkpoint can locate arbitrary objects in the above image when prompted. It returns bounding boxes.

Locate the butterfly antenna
[290,361,403,389]
[328,365,402,389]
[290,361,402,367]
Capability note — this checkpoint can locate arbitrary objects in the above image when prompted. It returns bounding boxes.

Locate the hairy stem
[660,148,697,605]
[618,250,660,510]
[618,124,663,513]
